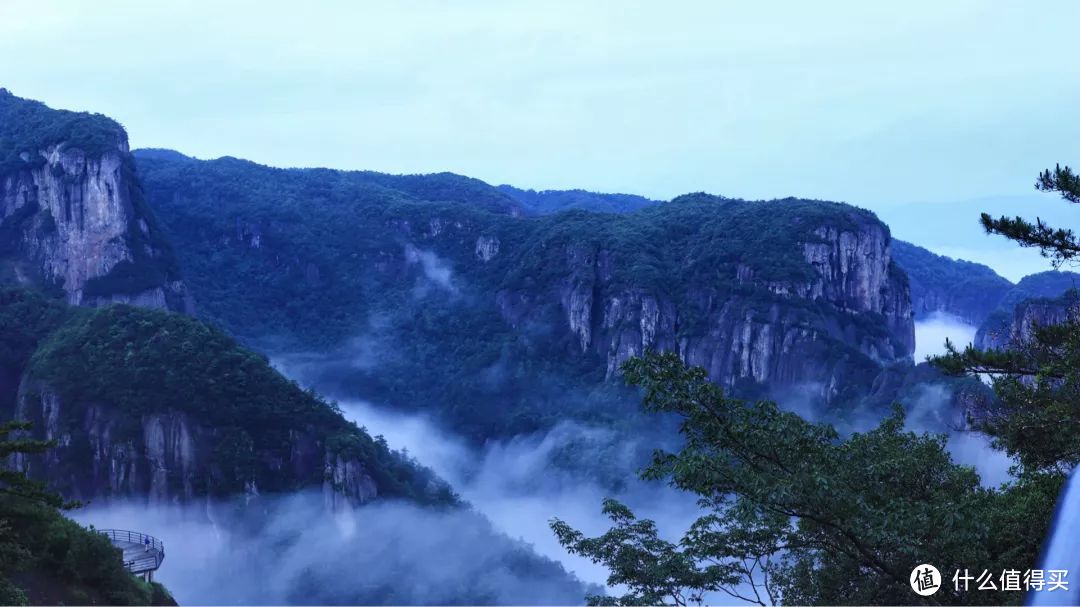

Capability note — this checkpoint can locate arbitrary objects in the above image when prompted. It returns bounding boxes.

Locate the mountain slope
[0,91,190,312]
[0,493,174,606]
[134,151,915,438]
[975,273,1080,350]
[891,240,1013,324]
[0,288,454,506]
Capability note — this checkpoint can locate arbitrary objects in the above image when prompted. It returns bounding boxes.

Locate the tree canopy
[0,420,174,605]
[551,352,1056,605]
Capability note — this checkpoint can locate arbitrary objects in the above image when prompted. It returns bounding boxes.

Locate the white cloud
[913,312,978,362]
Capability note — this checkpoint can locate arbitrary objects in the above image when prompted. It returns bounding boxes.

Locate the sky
[1,1,1078,278]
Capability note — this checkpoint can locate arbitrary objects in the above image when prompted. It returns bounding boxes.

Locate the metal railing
[99,529,165,573]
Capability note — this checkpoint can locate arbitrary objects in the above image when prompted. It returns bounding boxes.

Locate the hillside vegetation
[0,88,127,176]
[134,150,909,439]
[0,288,454,504]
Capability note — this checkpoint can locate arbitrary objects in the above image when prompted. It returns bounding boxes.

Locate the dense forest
[134,149,917,441]
[0,288,454,504]
[0,89,126,175]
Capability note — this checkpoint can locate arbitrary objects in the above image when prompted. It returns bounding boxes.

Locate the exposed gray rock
[499,216,914,403]
[975,293,1078,351]
[0,140,191,312]
[12,380,378,508]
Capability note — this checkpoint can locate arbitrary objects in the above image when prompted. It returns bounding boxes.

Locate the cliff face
[0,91,190,312]
[134,152,917,436]
[0,295,452,509]
[496,214,913,403]
[975,291,1079,350]
[13,381,377,508]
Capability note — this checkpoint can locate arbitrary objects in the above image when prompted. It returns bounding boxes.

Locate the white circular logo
[910,564,942,596]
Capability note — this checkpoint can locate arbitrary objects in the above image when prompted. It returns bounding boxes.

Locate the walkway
[99,529,165,581]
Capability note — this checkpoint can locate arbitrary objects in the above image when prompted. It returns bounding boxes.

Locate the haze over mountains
[2,89,1077,604]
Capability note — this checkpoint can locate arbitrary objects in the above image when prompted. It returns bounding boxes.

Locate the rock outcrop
[496,210,913,403]
[975,291,1079,351]
[13,380,380,508]
[0,90,191,312]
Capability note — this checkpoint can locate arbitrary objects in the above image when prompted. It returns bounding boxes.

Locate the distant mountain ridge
[890,239,1013,324]
[975,273,1080,349]
[496,184,658,215]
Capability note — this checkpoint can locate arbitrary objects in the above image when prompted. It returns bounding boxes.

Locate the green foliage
[891,240,1013,322]
[552,352,1055,605]
[18,301,452,502]
[81,260,170,297]
[937,316,1080,474]
[0,90,126,177]
[0,418,173,605]
[0,289,68,372]
[937,164,1080,474]
[979,163,1080,268]
[134,150,902,439]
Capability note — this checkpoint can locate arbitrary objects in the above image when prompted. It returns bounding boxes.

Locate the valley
[1,88,1076,605]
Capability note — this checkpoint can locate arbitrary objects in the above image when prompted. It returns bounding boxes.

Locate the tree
[0,421,70,605]
[937,164,1080,474]
[976,164,1080,268]
[0,421,174,605]
[551,352,1049,606]
[0,421,73,510]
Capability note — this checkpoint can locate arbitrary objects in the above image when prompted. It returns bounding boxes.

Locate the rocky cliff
[495,211,913,403]
[0,291,453,508]
[0,90,190,312]
[973,272,1080,349]
[14,382,377,507]
[130,149,917,436]
[975,290,1079,351]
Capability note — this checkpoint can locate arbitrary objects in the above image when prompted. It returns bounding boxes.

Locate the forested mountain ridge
[890,239,1013,324]
[0,91,191,312]
[134,150,915,439]
[0,288,455,507]
[976,275,1080,350]
[496,184,658,215]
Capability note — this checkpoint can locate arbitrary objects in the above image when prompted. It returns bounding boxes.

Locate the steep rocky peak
[0,91,190,312]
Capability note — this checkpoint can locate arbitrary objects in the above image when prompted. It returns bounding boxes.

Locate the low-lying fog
[912,313,1014,486]
[74,398,699,605]
[912,311,978,362]
[72,313,1014,604]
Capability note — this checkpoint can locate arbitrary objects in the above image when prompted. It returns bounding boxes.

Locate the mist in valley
[910,314,1014,486]
[912,311,978,363]
[72,281,1012,605]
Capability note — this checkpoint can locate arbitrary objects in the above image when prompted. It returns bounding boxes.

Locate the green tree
[937,164,1080,473]
[0,421,174,605]
[976,164,1080,267]
[551,352,1053,605]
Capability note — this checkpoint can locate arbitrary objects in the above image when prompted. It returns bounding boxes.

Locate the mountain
[496,185,657,215]
[1,288,453,507]
[133,150,914,439]
[890,240,1013,324]
[975,273,1080,350]
[0,91,191,312]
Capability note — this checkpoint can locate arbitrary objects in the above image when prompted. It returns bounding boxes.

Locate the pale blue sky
[2,1,1077,279]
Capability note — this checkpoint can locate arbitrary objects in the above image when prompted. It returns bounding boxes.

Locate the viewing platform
[99,529,165,581]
